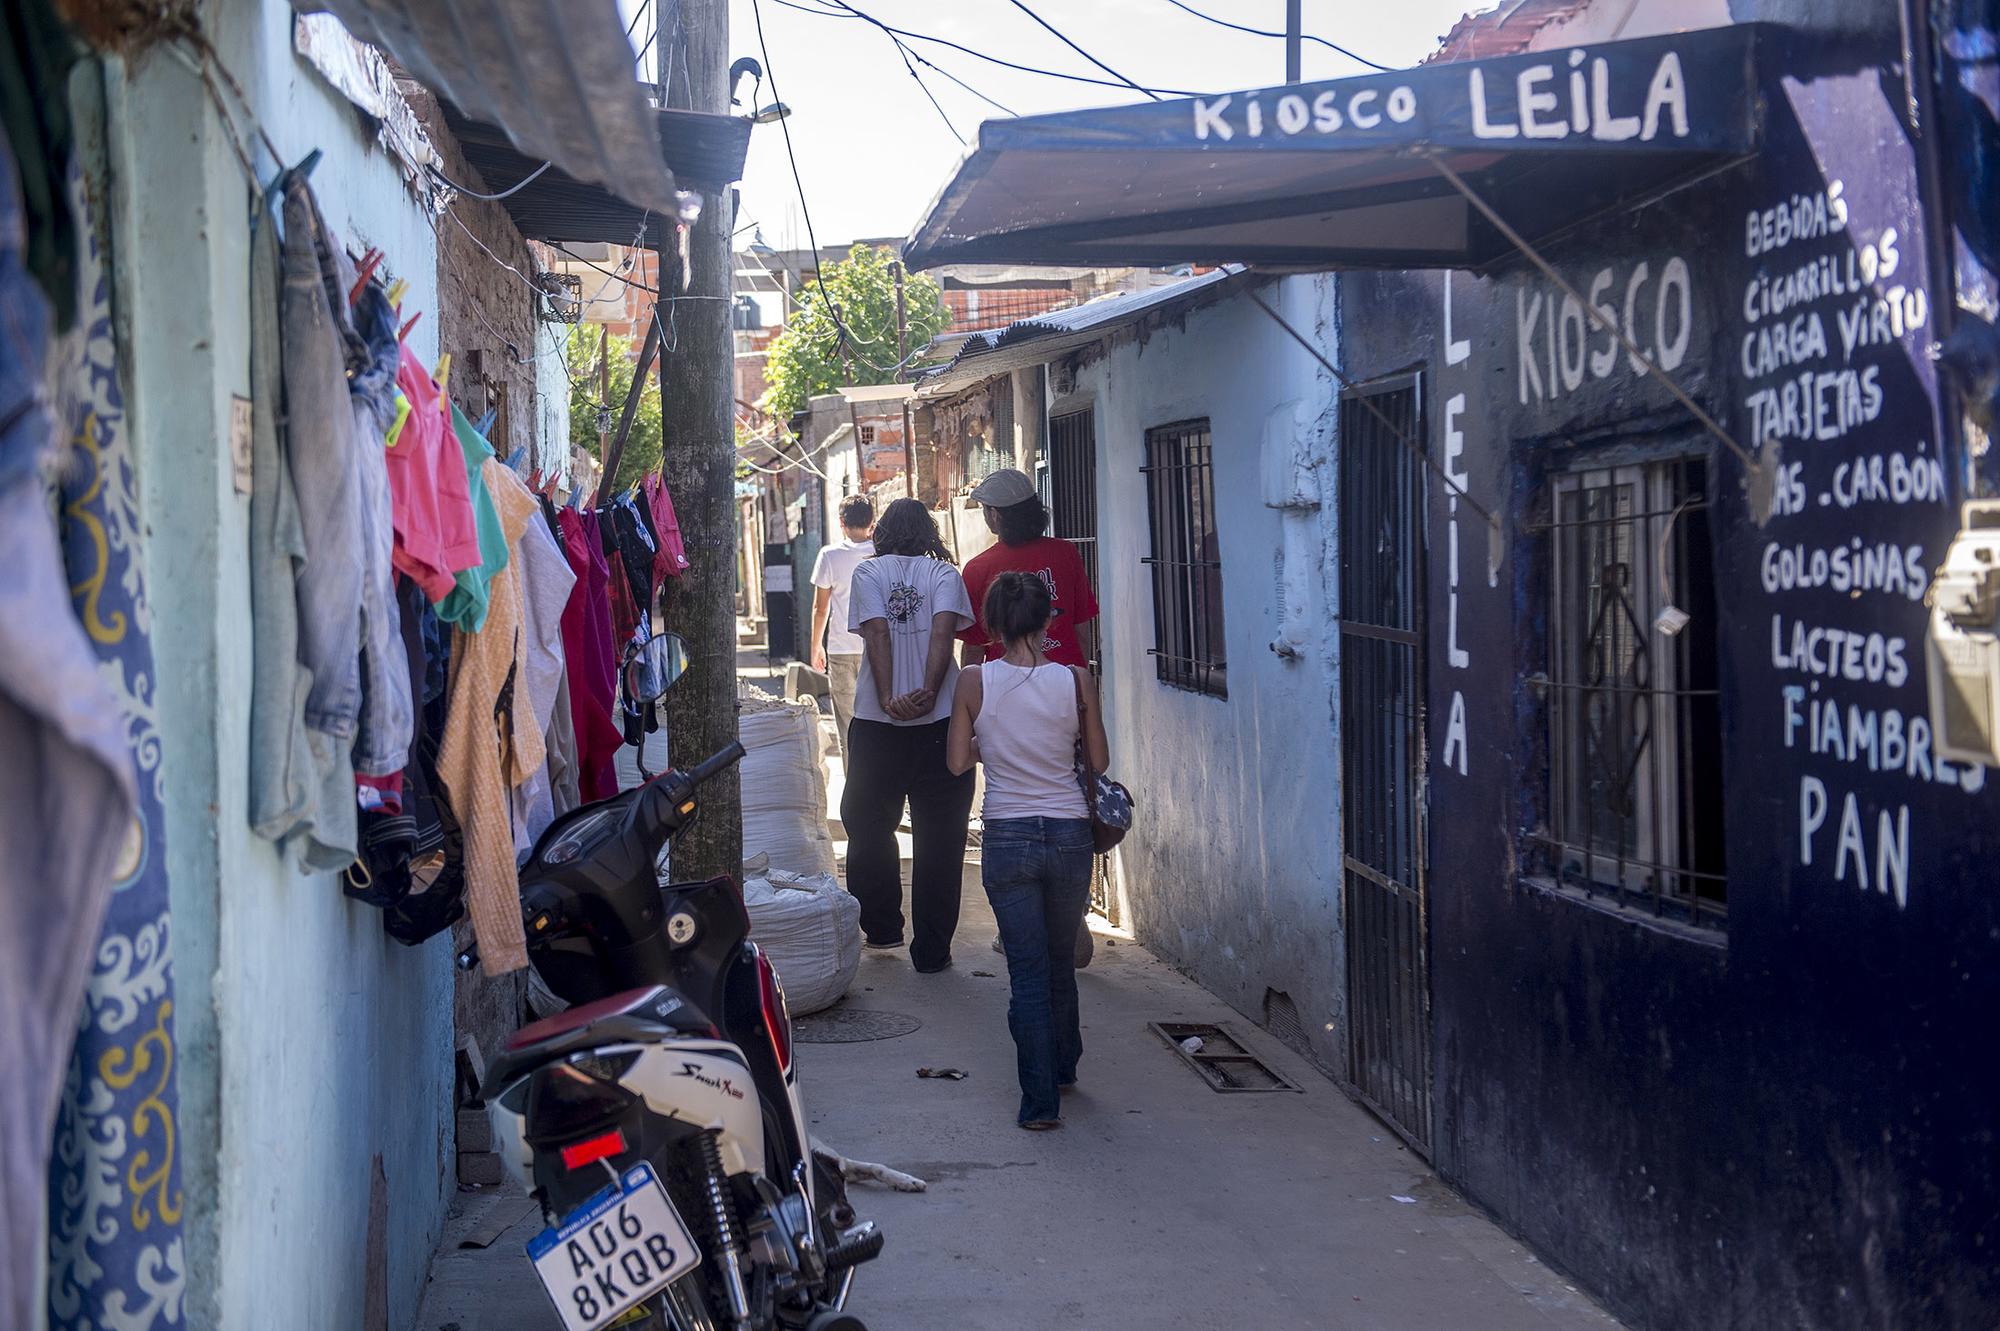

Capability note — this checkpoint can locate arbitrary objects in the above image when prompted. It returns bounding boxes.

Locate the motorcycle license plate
[528,1163,701,1331]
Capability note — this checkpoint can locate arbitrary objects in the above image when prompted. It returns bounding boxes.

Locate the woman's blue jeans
[982,817,1094,1124]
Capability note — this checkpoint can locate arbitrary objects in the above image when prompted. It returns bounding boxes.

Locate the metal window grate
[1141,419,1227,696]
[1529,455,1727,926]
[1049,408,1101,676]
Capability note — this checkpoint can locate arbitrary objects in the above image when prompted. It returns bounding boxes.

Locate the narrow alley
[12,2,2000,1329]
[417,638,1610,1330]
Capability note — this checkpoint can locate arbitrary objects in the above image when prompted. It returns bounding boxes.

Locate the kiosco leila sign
[978,25,1761,159]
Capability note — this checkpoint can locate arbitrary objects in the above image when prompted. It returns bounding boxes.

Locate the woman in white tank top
[947,572,1111,1129]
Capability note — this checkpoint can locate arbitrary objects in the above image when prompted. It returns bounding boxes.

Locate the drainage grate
[1150,1022,1304,1093]
[794,1008,923,1044]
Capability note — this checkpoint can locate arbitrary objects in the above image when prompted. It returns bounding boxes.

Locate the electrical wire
[550,241,663,295]
[749,0,859,359]
[1160,0,1392,73]
[1423,151,1756,475]
[895,40,965,143]
[1001,0,1162,101]
[767,0,1198,97]
[793,0,1017,119]
[427,159,552,201]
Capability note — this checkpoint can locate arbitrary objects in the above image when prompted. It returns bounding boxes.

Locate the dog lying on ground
[810,1136,927,1192]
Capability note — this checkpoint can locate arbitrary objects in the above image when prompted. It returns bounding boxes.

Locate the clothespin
[400,311,422,340]
[348,247,384,305]
[434,353,452,395]
[386,277,409,308]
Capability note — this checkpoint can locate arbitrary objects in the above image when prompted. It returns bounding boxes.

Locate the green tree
[761,244,949,419]
[566,323,663,493]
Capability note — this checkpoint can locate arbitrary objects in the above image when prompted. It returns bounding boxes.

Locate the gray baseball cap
[969,467,1037,507]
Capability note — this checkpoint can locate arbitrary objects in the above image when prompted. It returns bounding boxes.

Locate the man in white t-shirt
[809,495,875,757]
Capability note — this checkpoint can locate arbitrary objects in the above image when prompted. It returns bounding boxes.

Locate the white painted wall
[1068,275,1348,1069]
[108,3,452,1326]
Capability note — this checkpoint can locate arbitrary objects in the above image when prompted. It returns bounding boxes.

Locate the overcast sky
[619,0,1494,248]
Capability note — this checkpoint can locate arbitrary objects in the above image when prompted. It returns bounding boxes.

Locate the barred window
[1531,455,1726,925]
[1142,419,1227,697]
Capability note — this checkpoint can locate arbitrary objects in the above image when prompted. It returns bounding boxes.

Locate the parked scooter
[460,632,880,1331]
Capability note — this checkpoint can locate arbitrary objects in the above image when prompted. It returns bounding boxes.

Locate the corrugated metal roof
[1429,1,1595,64]
[915,267,1245,399]
[294,0,678,211]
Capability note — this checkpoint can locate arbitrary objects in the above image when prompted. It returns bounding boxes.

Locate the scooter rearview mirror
[625,631,691,706]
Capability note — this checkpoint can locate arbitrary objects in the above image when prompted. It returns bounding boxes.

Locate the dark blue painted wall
[1338,25,2000,1329]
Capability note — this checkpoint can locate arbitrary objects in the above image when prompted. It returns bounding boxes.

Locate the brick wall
[406,85,542,468]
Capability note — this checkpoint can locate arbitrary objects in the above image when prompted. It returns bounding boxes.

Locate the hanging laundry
[0,0,81,333]
[276,173,364,868]
[375,578,471,946]
[614,490,659,609]
[342,258,413,779]
[438,459,545,975]
[641,470,691,581]
[0,129,134,1331]
[249,190,344,859]
[545,670,582,817]
[434,402,510,632]
[387,341,480,601]
[510,509,577,856]
[348,576,455,914]
[537,496,581,820]
[558,506,624,802]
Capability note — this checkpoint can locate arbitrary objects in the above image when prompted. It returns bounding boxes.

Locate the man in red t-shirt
[958,469,1099,669]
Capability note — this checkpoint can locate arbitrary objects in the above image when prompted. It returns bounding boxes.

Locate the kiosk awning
[904,25,1766,272]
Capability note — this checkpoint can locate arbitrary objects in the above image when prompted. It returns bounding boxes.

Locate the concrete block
[456,1107,493,1155]
[457,1151,506,1187]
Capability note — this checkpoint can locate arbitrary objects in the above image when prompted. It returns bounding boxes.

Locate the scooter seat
[484,986,713,1093]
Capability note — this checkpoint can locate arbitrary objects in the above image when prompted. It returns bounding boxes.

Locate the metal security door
[1337,377,1433,1156]
[1049,408,1115,921]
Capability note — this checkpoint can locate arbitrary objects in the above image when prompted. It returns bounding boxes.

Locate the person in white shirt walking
[809,495,875,758]
[844,499,977,973]
[946,571,1110,1129]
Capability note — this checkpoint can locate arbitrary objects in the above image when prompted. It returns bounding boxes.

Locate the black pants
[841,718,976,970]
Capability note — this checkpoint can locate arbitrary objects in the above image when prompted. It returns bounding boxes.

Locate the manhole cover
[794,1008,922,1043]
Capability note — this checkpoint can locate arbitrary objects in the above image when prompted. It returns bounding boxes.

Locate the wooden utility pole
[595,326,611,481]
[1285,0,1303,82]
[895,258,915,498]
[657,0,742,881]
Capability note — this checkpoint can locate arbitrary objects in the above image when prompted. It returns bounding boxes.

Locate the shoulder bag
[1070,667,1134,853]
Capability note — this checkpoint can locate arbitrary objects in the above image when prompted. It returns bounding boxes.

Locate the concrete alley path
[418,885,1616,1331]
[796,888,1614,1331]
[417,631,1617,1328]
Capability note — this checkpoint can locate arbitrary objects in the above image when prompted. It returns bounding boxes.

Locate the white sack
[743,868,860,1015]
[738,686,837,877]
